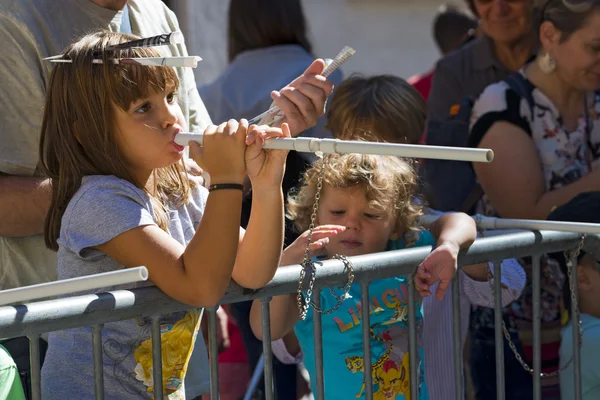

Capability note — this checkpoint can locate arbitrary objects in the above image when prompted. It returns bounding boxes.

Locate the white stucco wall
[171,0,451,87]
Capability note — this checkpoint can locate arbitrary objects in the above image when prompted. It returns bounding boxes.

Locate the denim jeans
[468,321,533,400]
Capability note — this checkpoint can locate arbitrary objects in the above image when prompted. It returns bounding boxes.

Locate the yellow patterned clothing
[134,310,202,397]
[294,231,434,400]
[42,176,209,399]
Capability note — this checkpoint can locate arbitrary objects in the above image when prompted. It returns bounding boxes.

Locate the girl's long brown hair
[39,31,192,251]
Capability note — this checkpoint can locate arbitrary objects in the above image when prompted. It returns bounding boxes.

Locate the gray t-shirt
[41,175,210,399]
[0,0,212,291]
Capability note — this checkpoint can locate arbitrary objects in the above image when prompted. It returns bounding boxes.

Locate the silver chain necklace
[296,154,355,320]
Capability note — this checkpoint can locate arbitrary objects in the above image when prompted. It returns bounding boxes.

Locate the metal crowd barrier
[0,230,595,400]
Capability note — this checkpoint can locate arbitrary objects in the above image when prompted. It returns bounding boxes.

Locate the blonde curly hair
[287,153,423,244]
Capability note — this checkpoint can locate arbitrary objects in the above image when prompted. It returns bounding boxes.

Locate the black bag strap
[460,184,484,214]
[504,73,535,119]
[462,73,536,214]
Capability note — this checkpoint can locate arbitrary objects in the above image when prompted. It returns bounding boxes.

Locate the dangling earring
[538,52,556,73]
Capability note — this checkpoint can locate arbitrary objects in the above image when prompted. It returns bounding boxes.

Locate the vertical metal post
[261,298,275,400]
[493,261,505,400]
[451,276,463,400]
[29,334,41,400]
[407,275,419,400]
[207,308,219,400]
[92,324,105,399]
[361,283,373,399]
[571,255,582,400]
[151,315,164,398]
[312,290,325,400]
[532,255,542,400]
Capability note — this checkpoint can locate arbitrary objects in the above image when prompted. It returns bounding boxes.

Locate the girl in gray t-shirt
[38,31,290,399]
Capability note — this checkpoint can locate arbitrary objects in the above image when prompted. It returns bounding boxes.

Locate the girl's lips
[172,141,185,152]
[341,240,362,248]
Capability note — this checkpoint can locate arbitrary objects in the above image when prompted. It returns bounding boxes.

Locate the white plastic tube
[0,267,149,306]
[421,214,600,234]
[174,135,494,163]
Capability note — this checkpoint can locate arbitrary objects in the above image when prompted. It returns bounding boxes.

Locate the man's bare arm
[0,174,52,237]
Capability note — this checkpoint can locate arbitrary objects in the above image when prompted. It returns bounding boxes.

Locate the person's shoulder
[388,229,435,250]
[67,175,150,216]
[472,80,512,113]
[0,0,36,34]
[130,0,173,15]
[436,36,481,72]
[0,0,59,29]
[77,175,144,196]
[59,176,156,258]
[128,0,179,31]
[0,0,32,19]
[431,40,482,97]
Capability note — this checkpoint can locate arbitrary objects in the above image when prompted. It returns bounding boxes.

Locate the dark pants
[1,336,48,400]
[468,321,533,400]
[231,301,297,400]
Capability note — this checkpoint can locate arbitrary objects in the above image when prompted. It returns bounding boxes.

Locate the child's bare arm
[249,224,345,339]
[232,187,285,289]
[231,124,291,289]
[96,121,248,308]
[416,212,477,300]
[250,293,299,341]
[460,263,490,281]
[96,189,243,308]
[428,212,476,250]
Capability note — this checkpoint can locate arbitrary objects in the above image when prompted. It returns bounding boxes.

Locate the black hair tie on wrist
[208,183,244,192]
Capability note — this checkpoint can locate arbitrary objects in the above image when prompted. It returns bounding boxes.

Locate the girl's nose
[160,102,178,130]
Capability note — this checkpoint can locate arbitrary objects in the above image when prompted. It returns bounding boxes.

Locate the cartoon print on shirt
[341,283,421,400]
[133,309,201,398]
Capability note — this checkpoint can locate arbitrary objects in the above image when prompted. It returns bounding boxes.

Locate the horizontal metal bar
[0,267,148,307]
[0,231,589,338]
[421,214,600,234]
